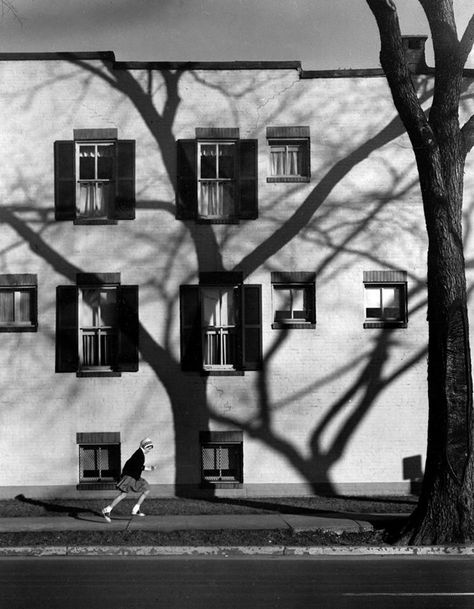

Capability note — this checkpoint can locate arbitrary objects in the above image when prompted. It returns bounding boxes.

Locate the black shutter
[176,140,197,220]
[242,285,262,370]
[239,139,258,219]
[54,141,76,221]
[180,285,202,371]
[117,285,139,372]
[56,286,78,372]
[115,140,136,220]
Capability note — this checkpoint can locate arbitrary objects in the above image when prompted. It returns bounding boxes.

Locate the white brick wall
[0,57,471,497]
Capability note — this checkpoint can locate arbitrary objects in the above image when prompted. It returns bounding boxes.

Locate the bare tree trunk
[366,0,474,543]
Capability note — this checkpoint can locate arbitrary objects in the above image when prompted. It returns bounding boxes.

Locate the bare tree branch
[459,13,474,66]
[461,114,474,155]
[366,1,435,150]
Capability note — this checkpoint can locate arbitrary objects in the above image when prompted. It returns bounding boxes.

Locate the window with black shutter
[56,273,139,376]
[54,129,135,224]
[180,273,262,374]
[176,128,258,222]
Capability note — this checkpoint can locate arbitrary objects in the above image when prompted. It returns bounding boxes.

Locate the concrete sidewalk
[0,512,400,534]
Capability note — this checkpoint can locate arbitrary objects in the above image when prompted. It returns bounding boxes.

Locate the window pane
[365,287,382,318]
[100,289,117,326]
[218,144,235,178]
[18,291,31,323]
[81,289,100,326]
[81,447,99,478]
[200,144,217,178]
[0,291,15,322]
[382,287,400,319]
[274,287,292,320]
[97,145,114,179]
[77,182,111,218]
[79,145,96,180]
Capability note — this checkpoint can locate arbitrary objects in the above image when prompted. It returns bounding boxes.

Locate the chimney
[402,35,428,73]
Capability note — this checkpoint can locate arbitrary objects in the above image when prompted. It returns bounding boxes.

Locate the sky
[0,0,472,69]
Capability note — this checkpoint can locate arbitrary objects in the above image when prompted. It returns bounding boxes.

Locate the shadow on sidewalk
[15,494,101,521]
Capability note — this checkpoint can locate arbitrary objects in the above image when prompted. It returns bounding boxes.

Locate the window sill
[77,370,122,378]
[200,482,243,489]
[74,218,118,225]
[363,321,407,329]
[0,325,37,333]
[272,322,315,329]
[201,369,245,376]
[267,176,310,183]
[77,482,118,491]
[196,218,240,225]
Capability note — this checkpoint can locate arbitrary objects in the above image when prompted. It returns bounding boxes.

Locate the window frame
[78,284,119,372]
[266,126,310,183]
[197,140,238,221]
[76,432,121,491]
[0,274,38,332]
[271,272,316,329]
[75,140,116,221]
[363,271,408,329]
[200,431,243,488]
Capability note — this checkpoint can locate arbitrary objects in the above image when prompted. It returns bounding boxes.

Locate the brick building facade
[0,38,473,498]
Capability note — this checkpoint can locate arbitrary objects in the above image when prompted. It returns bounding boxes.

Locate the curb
[1,545,474,557]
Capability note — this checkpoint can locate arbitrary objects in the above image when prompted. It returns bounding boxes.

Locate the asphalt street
[1,555,473,609]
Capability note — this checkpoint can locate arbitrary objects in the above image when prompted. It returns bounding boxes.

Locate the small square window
[77,432,121,490]
[0,275,37,332]
[266,127,310,183]
[363,271,407,328]
[271,272,315,329]
[200,431,243,487]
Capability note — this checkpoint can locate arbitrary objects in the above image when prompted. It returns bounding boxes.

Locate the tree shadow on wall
[3,59,441,498]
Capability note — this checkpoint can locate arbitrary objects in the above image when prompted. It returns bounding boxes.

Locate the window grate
[79,444,120,482]
[201,443,243,483]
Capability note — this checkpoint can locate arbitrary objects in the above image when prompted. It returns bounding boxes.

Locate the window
[0,274,37,332]
[54,129,135,223]
[180,272,262,373]
[200,431,243,487]
[176,128,258,222]
[271,272,315,329]
[266,126,310,182]
[79,286,118,369]
[56,273,139,376]
[363,270,407,328]
[198,141,236,218]
[77,432,121,490]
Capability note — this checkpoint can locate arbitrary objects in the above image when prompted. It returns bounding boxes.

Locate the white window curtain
[0,290,31,323]
[0,291,14,322]
[270,144,303,176]
[78,183,111,217]
[77,144,114,218]
[198,143,235,217]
